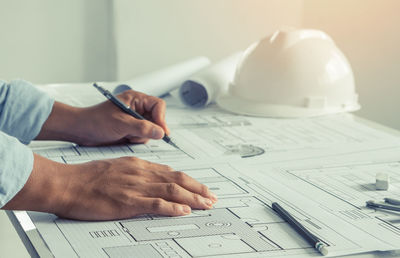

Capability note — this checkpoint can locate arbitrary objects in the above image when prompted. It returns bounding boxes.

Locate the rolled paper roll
[119,56,211,97]
[179,52,242,108]
[35,56,211,106]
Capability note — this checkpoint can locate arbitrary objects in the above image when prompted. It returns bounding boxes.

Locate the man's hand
[15,89,219,220]
[36,89,169,145]
[4,155,218,221]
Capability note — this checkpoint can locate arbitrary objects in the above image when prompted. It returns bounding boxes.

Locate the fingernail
[152,127,164,139]
[204,198,213,207]
[182,205,191,214]
[210,193,218,203]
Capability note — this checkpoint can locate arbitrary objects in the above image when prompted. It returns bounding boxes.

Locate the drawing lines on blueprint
[289,161,400,208]
[50,166,343,258]
[167,112,397,162]
[111,184,334,257]
[183,168,248,196]
[287,161,400,234]
[30,162,388,258]
[167,113,251,130]
[168,114,267,159]
[33,141,193,164]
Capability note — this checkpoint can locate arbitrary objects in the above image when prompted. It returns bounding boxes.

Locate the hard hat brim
[217,92,361,118]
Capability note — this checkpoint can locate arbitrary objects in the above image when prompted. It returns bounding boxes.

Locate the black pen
[272,202,328,256]
[366,200,400,212]
[384,197,400,206]
[92,83,178,148]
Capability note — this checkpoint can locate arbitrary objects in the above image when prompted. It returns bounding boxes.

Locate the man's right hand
[3,154,218,221]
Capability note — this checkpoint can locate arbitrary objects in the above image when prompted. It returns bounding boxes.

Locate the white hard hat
[217,28,360,117]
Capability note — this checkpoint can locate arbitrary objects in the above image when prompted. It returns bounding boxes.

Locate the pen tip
[169,141,179,149]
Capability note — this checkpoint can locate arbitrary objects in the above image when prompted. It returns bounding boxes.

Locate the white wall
[113,0,303,80]
[0,0,114,84]
[303,0,400,129]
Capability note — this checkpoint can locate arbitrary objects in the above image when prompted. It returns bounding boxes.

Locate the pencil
[271,202,328,256]
[92,83,178,148]
[384,197,400,206]
[366,200,400,212]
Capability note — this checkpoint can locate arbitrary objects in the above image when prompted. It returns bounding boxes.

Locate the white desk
[1,115,400,258]
[0,210,30,258]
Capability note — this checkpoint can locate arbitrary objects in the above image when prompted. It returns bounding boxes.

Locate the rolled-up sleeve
[0,131,34,207]
[0,79,54,144]
[0,79,54,207]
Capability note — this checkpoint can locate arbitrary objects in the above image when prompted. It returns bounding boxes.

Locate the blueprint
[20,93,400,257]
[24,161,390,257]
[165,107,400,163]
[32,140,197,165]
[288,160,400,231]
[27,160,400,258]
[31,109,400,165]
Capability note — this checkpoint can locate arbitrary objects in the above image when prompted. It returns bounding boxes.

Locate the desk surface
[1,115,400,258]
[0,210,30,258]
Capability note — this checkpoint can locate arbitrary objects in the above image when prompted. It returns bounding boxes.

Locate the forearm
[35,101,85,143]
[2,154,73,214]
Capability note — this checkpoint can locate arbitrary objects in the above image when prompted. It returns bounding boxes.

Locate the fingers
[117,90,170,137]
[121,157,174,174]
[119,157,218,204]
[124,118,165,140]
[126,136,149,144]
[144,97,170,135]
[167,171,218,203]
[145,183,213,210]
[137,197,192,217]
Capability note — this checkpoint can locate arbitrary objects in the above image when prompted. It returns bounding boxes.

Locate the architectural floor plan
[29,164,378,257]
[288,160,400,230]
[32,107,400,165]
[166,108,400,163]
[33,140,195,164]
[19,97,400,257]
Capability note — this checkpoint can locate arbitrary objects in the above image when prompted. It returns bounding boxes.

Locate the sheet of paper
[165,106,400,163]
[287,159,400,232]
[20,94,400,257]
[25,159,400,257]
[229,143,400,254]
[32,139,213,165]
[32,107,400,166]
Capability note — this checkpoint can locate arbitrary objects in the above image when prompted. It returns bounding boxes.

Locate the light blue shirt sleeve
[0,80,54,207]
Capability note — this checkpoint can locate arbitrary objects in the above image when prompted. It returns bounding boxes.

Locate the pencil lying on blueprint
[366,200,400,212]
[384,197,400,206]
[92,83,178,148]
[271,202,328,256]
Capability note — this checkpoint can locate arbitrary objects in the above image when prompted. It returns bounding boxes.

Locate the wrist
[36,102,87,143]
[3,154,74,214]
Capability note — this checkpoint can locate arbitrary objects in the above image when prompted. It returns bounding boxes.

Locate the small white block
[376,172,389,190]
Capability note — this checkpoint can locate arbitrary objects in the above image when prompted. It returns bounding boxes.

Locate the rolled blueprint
[115,56,211,97]
[36,56,211,107]
[179,52,242,108]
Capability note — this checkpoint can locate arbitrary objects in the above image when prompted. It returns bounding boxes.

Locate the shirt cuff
[0,132,34,207]
[0,79,54,144]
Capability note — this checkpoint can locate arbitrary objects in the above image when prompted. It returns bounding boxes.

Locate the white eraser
[376,172,389,190]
